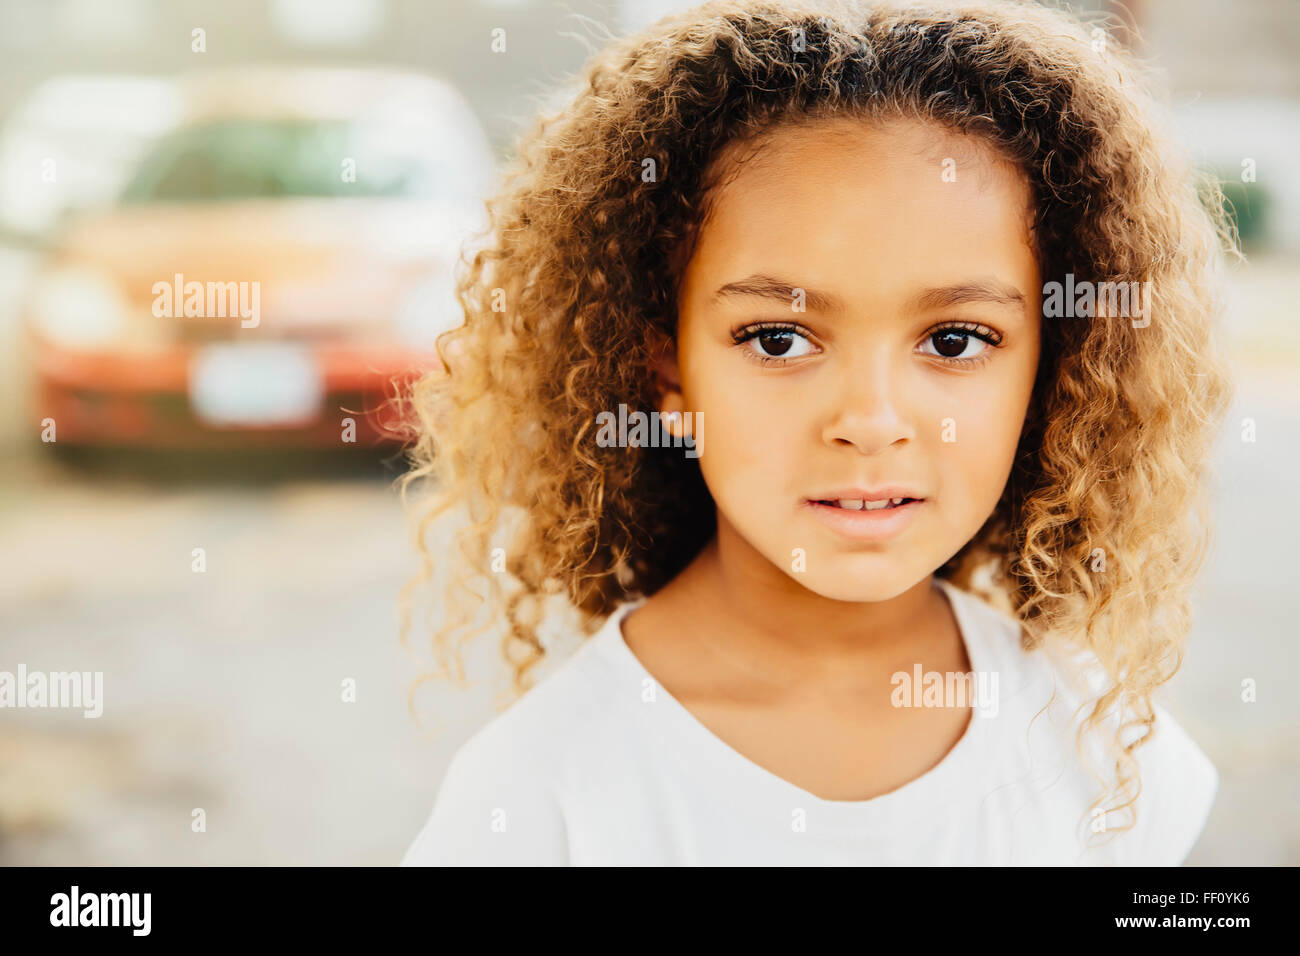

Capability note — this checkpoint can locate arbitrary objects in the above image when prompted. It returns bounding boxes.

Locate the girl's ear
[650,335,684,418]
[648,333,698,450]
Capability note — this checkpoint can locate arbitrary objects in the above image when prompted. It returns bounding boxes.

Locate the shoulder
[940,581,1218,864]
[400,616,624,866]
[1112,700,1219,865]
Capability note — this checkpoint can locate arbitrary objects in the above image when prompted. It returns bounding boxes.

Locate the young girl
[399,0,1235,865]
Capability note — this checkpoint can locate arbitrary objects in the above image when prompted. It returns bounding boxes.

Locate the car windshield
[119,118,459,202]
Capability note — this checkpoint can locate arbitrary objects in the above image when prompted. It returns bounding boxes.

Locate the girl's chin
[779,564,921,604]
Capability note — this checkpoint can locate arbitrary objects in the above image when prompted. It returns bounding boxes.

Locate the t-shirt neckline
[596,577,994,831]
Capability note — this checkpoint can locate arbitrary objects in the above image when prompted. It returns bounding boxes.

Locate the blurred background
[0,0,1296,865]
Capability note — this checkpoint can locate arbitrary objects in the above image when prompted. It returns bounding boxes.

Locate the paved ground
[0,250,1296,865]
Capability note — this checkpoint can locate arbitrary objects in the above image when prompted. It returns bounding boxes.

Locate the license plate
[189,344,323,427]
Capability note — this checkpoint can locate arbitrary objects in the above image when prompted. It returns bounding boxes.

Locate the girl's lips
[804,497,926,541]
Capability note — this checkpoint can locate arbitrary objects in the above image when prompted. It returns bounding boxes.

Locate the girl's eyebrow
[713,274,840,312]
[713,273,1026,313]
[913,280,1025,311]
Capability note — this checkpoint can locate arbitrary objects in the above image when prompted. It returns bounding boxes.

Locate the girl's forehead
[695,114,1035,243]
[705,114,1024,187]
[690,120,1035,257]
[668,116,1043,332]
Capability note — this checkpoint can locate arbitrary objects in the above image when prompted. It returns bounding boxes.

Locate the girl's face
[662,116,1042,602]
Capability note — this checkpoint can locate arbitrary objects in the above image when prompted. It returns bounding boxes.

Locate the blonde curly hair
[399,0,1236,845]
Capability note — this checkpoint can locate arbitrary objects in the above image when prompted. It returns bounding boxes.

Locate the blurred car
[0,74,181,239]
[22,66,492,448]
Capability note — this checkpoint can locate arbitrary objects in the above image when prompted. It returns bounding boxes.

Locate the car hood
[49,197,475,321]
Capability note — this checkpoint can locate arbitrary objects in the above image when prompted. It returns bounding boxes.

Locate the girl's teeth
[833,498,909,511]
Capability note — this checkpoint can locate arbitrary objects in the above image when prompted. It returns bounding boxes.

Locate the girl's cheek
[692,391,798,507]
[703,394,772,472]
[942,390,1027,498]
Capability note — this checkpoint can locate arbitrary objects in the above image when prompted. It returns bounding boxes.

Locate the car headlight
[28,267,129,348]
[395,272,462,351]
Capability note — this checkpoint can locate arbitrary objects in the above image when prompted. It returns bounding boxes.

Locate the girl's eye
[918,323,1003,364]
[733,324,818,362]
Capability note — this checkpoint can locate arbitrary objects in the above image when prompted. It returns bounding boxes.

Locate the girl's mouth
[812,497,919,511]
[805,497,926,541]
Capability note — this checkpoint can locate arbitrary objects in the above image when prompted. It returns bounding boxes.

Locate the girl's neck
[662,520,962,688]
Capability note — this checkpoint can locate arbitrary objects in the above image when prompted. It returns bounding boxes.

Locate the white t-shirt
[401,578,1217,865]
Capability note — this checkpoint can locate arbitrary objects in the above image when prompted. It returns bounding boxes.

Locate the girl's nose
[819,354,916,455]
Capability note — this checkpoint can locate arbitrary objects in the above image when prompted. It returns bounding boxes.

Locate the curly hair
[399,0,1236,845]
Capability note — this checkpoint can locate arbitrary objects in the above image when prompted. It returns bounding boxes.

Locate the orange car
[24,67,489,448]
